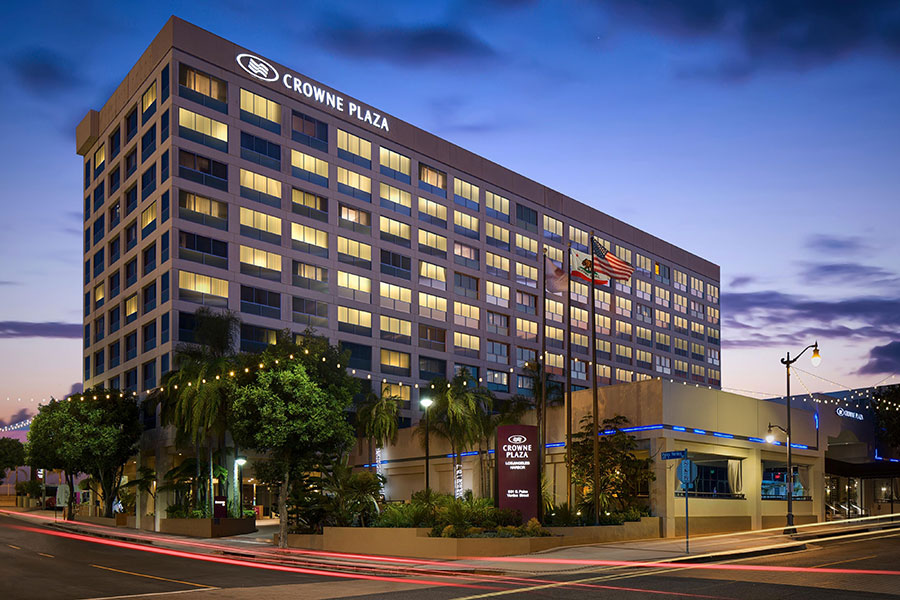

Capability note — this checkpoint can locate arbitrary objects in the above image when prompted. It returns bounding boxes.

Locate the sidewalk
[0,507,821,577]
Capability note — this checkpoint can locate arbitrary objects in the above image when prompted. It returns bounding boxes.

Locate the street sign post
[675,453,697,554]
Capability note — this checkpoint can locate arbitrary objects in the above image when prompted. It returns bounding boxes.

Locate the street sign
[661,450,687,460]
[677,459,698,484]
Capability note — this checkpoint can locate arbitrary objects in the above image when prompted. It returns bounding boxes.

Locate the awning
[825,457,900,478]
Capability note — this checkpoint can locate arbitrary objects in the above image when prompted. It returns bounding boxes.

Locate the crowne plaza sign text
[236,53,391,132]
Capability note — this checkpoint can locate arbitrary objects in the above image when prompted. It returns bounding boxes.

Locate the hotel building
[77,17,721,427]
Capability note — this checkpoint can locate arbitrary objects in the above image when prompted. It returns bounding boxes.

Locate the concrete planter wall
[279,517,661,559]
[160,518,257,538]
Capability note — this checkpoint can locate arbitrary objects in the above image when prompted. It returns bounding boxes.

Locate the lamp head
[420,398,433,409]
[810,342,821,367]
[235,457,247,466]
[765,424,776,444]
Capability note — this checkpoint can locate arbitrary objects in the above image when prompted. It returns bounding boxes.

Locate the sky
[1,0,899,427]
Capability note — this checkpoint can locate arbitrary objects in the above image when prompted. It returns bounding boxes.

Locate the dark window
[178,311,196,343]
[94,316,105,344]
[93,215,105,246]
[109,306,120,334]
[125,331,137,360]
[419,356,446,380]
[109,271,120,299]
[178,150,228,191]
[454,272,478,299]
[143,320,156,351]
[141,164,156,199]
[516,204,538,233]
[125,185,138,215]
[161,109,170,142]
[161,230,169,262]
[240,285,281,319]
[161,64,170,101]
[418,325,446,351]
[161,312,170,344]
[126,107,138,141]
[179,232,228,268]
[109,127,121,159]
[142,244,156,275]
[161,149,169,183]
[291,110,328,151]
[143,282,156,314]
[141,125,156,162]
[142,360,156,390]
[240,323,277,353]
[380,250,411,280]
[93,248,104,278]
[109,340,120,368]
[125,220,138,251]
[109,200,121,229]
[125,148,137,178]
[109,166,121,194]
[291,297,328,328]
[240,131,281,171]
[124,368,137,392]
[340,341,371,371]
[125,257,137,287]
[93,181,105,211]
[161,271,169,303]
[84,160,91,190]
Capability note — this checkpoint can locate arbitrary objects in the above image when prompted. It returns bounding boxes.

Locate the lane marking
[813,555,877,569]
[38,552,54,558]
[7,544,21,550]
[90,564,214,588]
[78,589,218,600]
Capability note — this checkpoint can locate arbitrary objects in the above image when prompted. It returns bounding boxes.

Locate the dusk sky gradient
[1,0,899,426]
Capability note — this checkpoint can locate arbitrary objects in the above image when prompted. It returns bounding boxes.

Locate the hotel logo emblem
[236,53,279,82]
[507,434,527,444]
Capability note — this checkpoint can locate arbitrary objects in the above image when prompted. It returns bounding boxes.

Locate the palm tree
[473,392,532,498]
[154,308,240,516]
[356,384,401,473]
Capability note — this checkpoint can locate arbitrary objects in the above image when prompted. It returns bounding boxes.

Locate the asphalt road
[2,512,899,600]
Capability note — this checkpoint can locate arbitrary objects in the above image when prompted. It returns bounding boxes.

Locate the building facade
[77,17,721,426]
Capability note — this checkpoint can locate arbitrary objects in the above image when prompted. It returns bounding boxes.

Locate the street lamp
[235,456,247,518]
[778,341,821,533]
[420,397,433,493]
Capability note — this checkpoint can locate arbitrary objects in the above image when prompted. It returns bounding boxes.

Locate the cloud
[603,0,900,80]
[799,262,899,287]
[0,408,33,428]
[0,321,82,339]
[0,281,19,286]
[729,275,756,288]
[858,341,900,375]
[9,47,84,96]
[316,21,496,66]
[806,234,867,254]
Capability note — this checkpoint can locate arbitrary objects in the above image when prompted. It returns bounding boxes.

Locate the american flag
[592,237,634,281]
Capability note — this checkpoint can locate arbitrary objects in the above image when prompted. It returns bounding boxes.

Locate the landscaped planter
[278,518,661,559]
[160,517,257,538]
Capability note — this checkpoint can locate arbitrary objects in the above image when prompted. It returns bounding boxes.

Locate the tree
[28,390,142,518]
[0,437,25,474]
[874,385,900,453]
[473,392,531,498]
[153,307,240,516]
[569,415,654,513]
[356,384,400,470]
[231,339,356,548]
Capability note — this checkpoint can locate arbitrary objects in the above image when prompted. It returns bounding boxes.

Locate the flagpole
[539,248,548,520]
[589,233,601,526]
[564,242,573,510]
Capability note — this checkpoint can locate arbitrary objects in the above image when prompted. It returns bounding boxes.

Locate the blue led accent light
[748,437,766,443]
[621,424,664,432]
[693,429,707,435]
[546,442,565,448]
[890,458,899,463]
[488,449,495,454]
[672,426,687,432]
[446,453,456,458]
[790,443,809,450]
[460,451,479,456]
[713,432,734,439]
[814,412,819,430]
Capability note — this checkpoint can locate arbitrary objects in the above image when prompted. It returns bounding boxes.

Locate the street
[2,513,900,599]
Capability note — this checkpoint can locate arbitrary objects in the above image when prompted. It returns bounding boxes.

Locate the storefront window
[762,461,811,500]
[676,458,744,499]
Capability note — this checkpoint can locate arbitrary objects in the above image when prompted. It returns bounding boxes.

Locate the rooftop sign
[236,53,390,132]
[835,407,864,421]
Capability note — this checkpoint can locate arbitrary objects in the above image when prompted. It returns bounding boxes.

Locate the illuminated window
[655,309,671,329]
[546,245,563,266]
[674,315,688,335]
[338,306,372,336]
[595,314,611,336]
[337,236,372,268]
[655,262,671,284]
[339,203,370,233]
[655,356,671,375]
[691,364,706,382]
[453,301,480,329]
[291,188,327,222]
[634,254,651,276]
[419,261,446,290]
[546,352,564,371]
[240,245,281,280]
[595,289,611,312]
[142,82,157,114]
[380,282,412,313]
[636,326,652,347]
[291,223,328,256]
[125,294,138,319]
[179,191,227,228]
[179,65,227,106]
[240,207,281,240]
[178,107,228,150]
[178,270,228,305]
[418,229,448,257]
[291,150,329,186]
[454,178,479,210]
[674,270,688,291]
[690,276,704,297]
[419,292,447,321]
[615,296,632,317]
[674,293,688,314]
[380,315,411,344]
[141,202,157,230]
[419,163,447,196]
[656,332,671,351]
[691,342,706,361]
[292,260,327,292]
[543,215,563,242]
[336,129,372,167]
[571,306,588,330]
[546,297,563,323]
[691,321,706,340]
[418,197,447,226]
[636,349,652,369]
[454,242,479,270]
[240,88,281,125]
[337,167,371,201]
[674,360,688,378]
[569,226,588,252]
[94,282,105,307]
[516,262,538,287]
[453,332,480,357]
[516,290,536,314]
[380,216,411,247]
[486,252,509,278]
[616,368,633,383]
[486,222,510,250]
[94,145,106,172]
[616,321,632,341]
[707,306,720,325]
[635,280,652,301]
[380,183,412,215]
[545,325,564,348]
[381,349,411,376]
[708,368,720,385]
[486,281,510,308]
[240,169,281,206]
[616,344,633,364]
[337,271,372,303]
[655,287,670,307]
[706,283,720,305]
[571,280,588,304]
[485,191,510,222]
[596,339,611,360]
[454,211,480,239]
[515,233,538,259]
[379,147,411,183]
[674,337,688,356]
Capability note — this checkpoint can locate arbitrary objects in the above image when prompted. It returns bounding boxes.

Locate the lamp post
[420,397,433,493]
[235,457,247,518]
[775,341,821,533]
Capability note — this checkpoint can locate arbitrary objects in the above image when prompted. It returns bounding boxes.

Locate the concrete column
[650,436,675,538]
[154,443,171,532]
[747,448,762,530]
[135,453,142,531]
